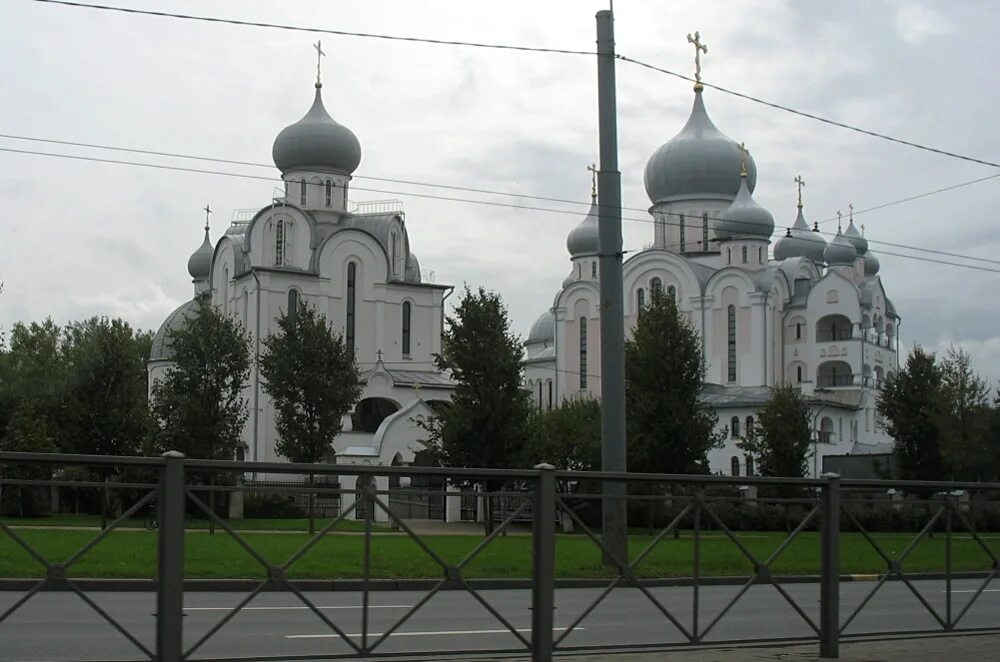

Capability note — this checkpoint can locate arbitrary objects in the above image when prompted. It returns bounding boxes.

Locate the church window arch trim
[401,300,412,357]
[346,261,357,356]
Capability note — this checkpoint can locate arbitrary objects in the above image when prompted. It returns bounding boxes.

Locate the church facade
[149,71,454,518]
[524,82,900,478]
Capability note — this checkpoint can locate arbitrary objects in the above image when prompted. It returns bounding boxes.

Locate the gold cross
[687,31,708,83]
[794,175,805,208]
[737,142,749,176]
[313,40,326,85]
[203,204,212,232]
[587,163,598,199]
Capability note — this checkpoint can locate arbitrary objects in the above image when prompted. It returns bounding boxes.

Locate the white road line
[942,589,1000,593]
[286,626,580,639]
[185,605,413,611]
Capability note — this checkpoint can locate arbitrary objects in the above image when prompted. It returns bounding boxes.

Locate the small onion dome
[715,174,774,241]
[567,198,600,257]
[187,226,213,281]
[864,251,881,276]
[644,87,757,204]
[802,221,829,264]
[773,207,811,260]
[844,218,868,255]
[272,84,362,174]
[527,309,555,345]
[824,227,858,265]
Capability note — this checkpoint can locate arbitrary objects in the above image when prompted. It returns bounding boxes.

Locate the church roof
[149,297,202,362]
[700,383,863,411]
[384,368,456,389]
[272,84,361,174]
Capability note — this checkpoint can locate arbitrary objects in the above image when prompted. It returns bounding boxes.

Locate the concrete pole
[596,9,628,565]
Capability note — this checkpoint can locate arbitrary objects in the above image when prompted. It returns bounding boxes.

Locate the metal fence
[0,451,998,661]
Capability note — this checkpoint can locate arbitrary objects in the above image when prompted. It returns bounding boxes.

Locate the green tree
[0,403,58,517]
[934,347,993,481]
[0,320,65,446]
[425,286,533,532]
[150,299,251,461]
[524,398,601,474]
[877,347,945,482]
[739,384,812,479]
[259,304,362,532]
[625,287,721,474]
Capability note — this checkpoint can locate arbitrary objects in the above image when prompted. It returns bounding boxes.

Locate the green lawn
[0,528,996,580]
[5,514,385,533]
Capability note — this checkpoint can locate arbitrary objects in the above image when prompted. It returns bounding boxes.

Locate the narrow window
[325,179,333,206]
[731,416,740,438]
[745,455,754,476]
[275,219,285,266]
[746,416,754,437]
[299,179,307,205]
[637,288,645,313]
[742,246,748,264]
[731,456,740,476]
[389,234,396,276]
[402,301,411,356]
[346,262,357,356]
[577,263,582,279]
[287,289,299,325]
[796,323,802,340]
[591,261,597,279]
[650,277,662,295]
[796,365,803,383]
[758,246,763,263]
[679,214,686,252]
[579,317,588,390]
[667,285,677,302]
[222,266,229,315]
[727,305,737,382]
[727,248,732,265]
[702,212,709,250]
[538,381,543,409]
[547,380,553,410]
[242,291,249,326]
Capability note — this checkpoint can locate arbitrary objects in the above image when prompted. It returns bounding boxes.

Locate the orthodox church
[149,56,454,518]
[524,79,900,478]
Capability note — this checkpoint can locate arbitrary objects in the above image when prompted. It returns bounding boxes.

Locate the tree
[524,398,601,474]
[934,347,993,481]
[739,384,812,479]
[625,287,722,475]
[0,403,58,517]
[0,320,65,448]
[259,304,362,533]
[877,347,945,482]
[424,286,533,532]
[150,299,251,462]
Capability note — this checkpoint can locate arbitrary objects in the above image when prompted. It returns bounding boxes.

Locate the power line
[4,142,1000,270]
[30,0,594,56]
[616,55,1000,170]
[5,145,1000,275]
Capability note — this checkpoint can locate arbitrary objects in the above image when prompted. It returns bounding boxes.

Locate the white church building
[149,68,455,520]
[524,81,900,478]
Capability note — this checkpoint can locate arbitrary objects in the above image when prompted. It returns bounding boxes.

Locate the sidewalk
[491,632,1000,661]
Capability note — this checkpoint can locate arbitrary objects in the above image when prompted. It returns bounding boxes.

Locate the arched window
[727,305,737,382]
[745,416,754,438]
[731,416,740,438]
[667,285,677,302]
[401,301,411,356]
[702,212,709,250]
[591,261,597,279]
[741,246,748,264]
[579,317,588,390]
[731,456,740,477]
[538,381,543,409]
[637,288,645,313]
[547,380,553,410]
[650,277,662,295]
[325,179,333,206]
[299,178,307,205]
[275,219,285,266]
[727,248,732,265]
[745,455,754,476]
[222,266,229,315]
[287,289,299,325]
[796,365,803,383]
[346,262,357,356]
[242,290,249,326]
[796,322,802,340]
[758,246,763,263]
[679,214,686,252]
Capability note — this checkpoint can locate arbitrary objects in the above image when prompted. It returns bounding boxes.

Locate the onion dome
[567,197,599,257]
[824,226,858,265]
[187,224,213,281]
[773,206,811,260]
[715,173,774,240]
[844,218,868,255]
[527,309,555,345]
[644,88,757,204]
[864,251,880,276]
[272,83,361,174]
[803,221,829,264]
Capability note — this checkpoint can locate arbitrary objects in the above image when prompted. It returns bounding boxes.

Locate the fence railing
[0,451,998,661]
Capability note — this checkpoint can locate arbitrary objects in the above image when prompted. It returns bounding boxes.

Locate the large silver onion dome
[644,88,757,204]
[527,309,555,345]
[802,221,828,264]
[567,198,599,257]
[272,84,361,174]
[773,207,811,260]
[187,226,213,281]
[844,218,868,255]
[864,251,880,276]
[824,227,858,265]
[715,175,774,240]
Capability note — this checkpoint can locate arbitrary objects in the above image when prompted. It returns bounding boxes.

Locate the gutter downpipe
[251,268,262,463]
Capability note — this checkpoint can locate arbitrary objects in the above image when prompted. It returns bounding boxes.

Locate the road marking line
[943,590,1000,593]
[185,605,413,611]
[286,626,580,639]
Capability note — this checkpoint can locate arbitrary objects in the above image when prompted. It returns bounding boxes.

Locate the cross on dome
[587,163,598,200]
[837,210,843,230]
[313,40,326,87]
[737,142,749,176]
[687,31,708,88]
[203,203,212,232]
[794,175,806,208]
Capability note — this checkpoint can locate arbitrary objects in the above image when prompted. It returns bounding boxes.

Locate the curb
[0,571,989,592]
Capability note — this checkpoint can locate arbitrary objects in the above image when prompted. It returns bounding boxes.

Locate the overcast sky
[2,0,999,381]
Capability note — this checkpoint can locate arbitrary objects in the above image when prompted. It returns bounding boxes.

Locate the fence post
[820,472,840,659]
[157,451,186,662]
[531,464,557,662]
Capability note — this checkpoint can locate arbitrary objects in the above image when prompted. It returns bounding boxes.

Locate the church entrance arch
[352,397,401,433]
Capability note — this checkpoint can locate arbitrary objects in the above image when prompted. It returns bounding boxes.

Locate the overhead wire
[3,142,1000,271]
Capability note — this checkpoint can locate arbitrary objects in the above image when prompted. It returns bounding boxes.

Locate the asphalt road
[1,579,998,661]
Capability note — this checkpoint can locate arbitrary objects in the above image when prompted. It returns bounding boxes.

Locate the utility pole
[595,8,628,565]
